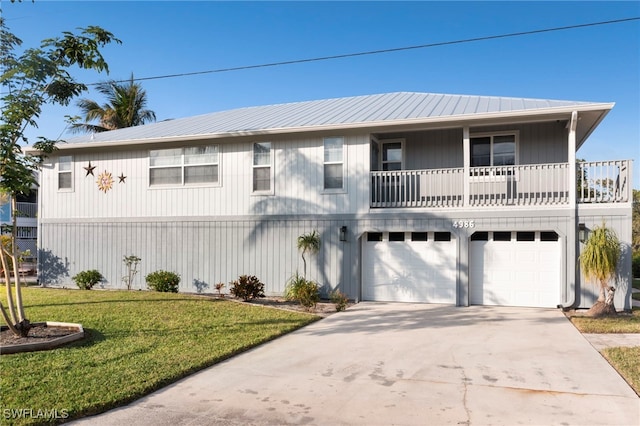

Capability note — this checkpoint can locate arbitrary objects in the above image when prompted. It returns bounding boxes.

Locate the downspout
[558,111,578,309]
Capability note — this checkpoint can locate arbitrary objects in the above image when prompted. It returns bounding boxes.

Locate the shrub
[146,270,180,293]
[633,251,640,278]
[330,289,349,312]
[214,282,225,297]
[285,273,320,309]
[230,275,265,301]
[72,269,103,290]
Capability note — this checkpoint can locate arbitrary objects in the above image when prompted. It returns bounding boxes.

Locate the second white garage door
[469,231,561,308]
[362,232,456,304]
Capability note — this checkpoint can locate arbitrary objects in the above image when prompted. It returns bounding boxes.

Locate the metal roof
[55,92,614,147]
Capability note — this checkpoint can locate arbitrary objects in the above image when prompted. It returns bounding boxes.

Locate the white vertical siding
[40,134,371,220]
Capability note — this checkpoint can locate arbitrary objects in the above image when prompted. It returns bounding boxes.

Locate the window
[471,133,516,167]
[367,232,383,242]
[540,231,559,242]
[516,232,535,242]
[389,232,405,241]
[149,145,219,186]
[324,137,344,190]
[470,232,489,241]
[411,232,428,242]
[382,140,403,171]
[58,156,73,190]
[434,232,451,242]
[253,142,272,193]
[493,232,512,241]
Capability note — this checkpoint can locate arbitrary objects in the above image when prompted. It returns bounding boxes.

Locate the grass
[0,288,318,424]
[633,279,640,300]
[569,307,640,333]
[602,347,640,395]
[568,307,640,395]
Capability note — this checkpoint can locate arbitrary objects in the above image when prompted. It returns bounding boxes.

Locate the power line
[98,16,640,86]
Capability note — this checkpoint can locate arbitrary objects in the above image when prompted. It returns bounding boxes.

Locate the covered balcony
[370,160,631,208]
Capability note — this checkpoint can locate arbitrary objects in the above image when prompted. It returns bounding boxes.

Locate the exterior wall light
[339,226,347,242]
[578,223,587,242]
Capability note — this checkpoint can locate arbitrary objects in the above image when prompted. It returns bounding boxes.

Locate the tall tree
[70,73,156,133]
[0,16,120,336]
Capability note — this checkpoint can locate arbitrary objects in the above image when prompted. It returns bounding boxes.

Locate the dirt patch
[239,296,348,317]
[0,324,78,346]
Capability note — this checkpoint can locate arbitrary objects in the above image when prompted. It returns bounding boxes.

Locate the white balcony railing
[370,160,631,208]
[16,202,37,218]
[578,160,629,203]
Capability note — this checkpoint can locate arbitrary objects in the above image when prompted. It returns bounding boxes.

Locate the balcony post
[568,111,577,206]
[463,126,470,207]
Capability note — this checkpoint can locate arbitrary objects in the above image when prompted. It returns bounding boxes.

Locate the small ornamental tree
[0,16,120,336]
[578,223,622,317]
[297,230,321,278]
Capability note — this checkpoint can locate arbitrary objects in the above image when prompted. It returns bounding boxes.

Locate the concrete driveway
[73,303,639,426]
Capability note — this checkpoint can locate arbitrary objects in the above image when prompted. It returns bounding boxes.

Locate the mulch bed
[0,324,78,346]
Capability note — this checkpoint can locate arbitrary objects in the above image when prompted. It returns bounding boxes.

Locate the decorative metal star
[84,162,96,176]
[118,173,127,183]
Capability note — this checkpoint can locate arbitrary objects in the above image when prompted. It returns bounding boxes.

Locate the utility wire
[97,16,640,85]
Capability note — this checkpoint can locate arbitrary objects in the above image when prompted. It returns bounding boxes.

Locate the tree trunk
[587,286,617,317]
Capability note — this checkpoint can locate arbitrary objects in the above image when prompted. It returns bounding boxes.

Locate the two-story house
[30,92,633,310]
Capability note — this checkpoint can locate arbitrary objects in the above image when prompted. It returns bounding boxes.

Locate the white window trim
[469,131,519,181]
[57,155,74,192]
[380,138,405,171]
[148,145,221,188]
[252,142,274,195]
[322,136,347,194]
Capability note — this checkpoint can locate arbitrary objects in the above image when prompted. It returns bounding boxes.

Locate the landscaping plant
[214,282,225,298]
[285,273,320,310]
[330,289,349,312]
[297,230,321,278]
[146,270,180,293]
[122,255,141,290]
[72,270,103,290]
[578,223,622,316]
[229,275,265,301]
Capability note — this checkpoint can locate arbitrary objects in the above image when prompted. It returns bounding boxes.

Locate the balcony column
[463,126,470,207]
[568,111,578,206]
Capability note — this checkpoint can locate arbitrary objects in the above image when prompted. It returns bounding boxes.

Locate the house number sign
[452,220,475,228]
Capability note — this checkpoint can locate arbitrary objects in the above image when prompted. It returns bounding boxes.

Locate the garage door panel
[363,235,456,304]
[470,234,560,308]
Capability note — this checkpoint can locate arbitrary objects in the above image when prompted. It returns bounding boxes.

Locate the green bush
[285,273,320,309]
[230,275,265,301]
[72,270,103,290]
[633,251,640,278]
[146,270,180,293]
[330,289,349,312]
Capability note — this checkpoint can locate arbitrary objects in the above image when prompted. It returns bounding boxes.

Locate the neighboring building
[29,92,633,309]
[0,180,38,265]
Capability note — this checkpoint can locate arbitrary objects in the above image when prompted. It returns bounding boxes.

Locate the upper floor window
[324,137,344,190]
[382,140,403,171]
[471,133,516,167]
[149,145,219,187]
[58,156,73,191]
[253,142,272,193]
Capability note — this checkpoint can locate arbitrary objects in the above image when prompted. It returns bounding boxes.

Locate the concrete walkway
[72,303,639,426]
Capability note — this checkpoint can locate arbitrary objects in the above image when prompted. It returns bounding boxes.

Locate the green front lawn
[569,308,640,333]
[568,308,640,395]
[0,288,318,424]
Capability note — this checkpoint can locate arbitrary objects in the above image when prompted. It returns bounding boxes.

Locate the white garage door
[469,231,561,308]
[362,232,456,303]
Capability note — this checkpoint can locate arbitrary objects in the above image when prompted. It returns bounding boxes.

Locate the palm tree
[297,230,321,278]
[70,73,156,133]
[578,223,621,316]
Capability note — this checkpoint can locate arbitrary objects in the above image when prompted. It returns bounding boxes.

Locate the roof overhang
[25,102,614,154]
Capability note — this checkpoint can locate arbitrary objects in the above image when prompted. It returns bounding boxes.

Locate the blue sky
[3,1,640,186]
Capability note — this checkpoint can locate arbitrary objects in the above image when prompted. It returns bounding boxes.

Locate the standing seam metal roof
[62,92,608,145]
